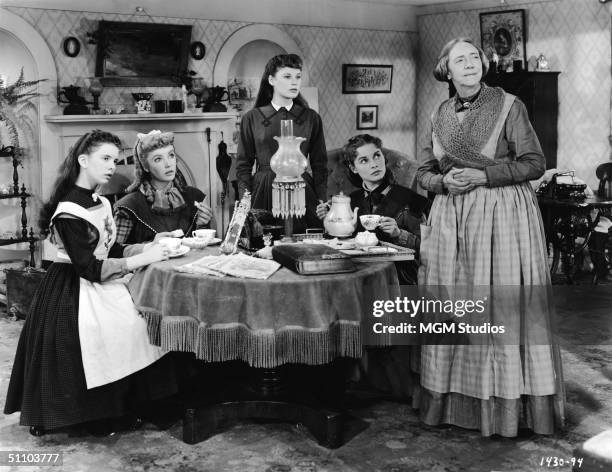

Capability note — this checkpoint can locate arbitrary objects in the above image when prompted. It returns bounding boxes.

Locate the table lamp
[270,120,307,241]
[89,77,103,112]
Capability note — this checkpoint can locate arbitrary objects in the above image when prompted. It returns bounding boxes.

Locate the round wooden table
[128,246,400,447]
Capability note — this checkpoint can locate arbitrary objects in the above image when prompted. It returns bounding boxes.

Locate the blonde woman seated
[114,130,215,244]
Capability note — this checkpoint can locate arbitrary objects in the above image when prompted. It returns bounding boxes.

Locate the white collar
[271,101,293,111]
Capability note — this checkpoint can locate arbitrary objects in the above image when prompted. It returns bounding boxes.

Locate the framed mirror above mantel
[94,21,192,87]
[43,112,237,259]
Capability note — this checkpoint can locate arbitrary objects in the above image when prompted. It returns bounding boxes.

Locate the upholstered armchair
[326,147,422,198]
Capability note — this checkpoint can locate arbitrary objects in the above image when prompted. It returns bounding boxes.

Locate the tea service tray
[342,242,415,262]
[181,237,222,249]
[302,238,415,262]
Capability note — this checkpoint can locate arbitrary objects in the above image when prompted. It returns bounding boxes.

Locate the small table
[538,195,612,283]
[128,247,400,446]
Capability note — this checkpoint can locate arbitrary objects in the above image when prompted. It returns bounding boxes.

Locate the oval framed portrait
[63,37,81,58]
[190,41,205,60]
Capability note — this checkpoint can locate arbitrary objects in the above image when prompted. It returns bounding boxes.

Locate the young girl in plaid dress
[416,38,565,436]
[114,130,214,245]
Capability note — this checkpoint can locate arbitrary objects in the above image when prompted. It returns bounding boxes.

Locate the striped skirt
[417,183,565,436]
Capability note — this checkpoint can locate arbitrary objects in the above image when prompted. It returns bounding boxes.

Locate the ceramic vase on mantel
[132,93,153,114]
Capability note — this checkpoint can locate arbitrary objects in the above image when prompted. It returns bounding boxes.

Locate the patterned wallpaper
[6,7,417,168]
[417,0,611,190]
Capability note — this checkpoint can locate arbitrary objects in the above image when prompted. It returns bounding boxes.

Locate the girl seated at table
[316,133,429,284]
[114,129,215,244]
[4,129,178,436]
[317,134,428,401]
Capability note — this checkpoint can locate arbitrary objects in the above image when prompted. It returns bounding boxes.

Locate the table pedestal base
[183,400,345,448]
[181,360,364,448]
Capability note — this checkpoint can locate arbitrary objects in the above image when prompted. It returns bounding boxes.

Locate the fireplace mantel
[45,112,236,123]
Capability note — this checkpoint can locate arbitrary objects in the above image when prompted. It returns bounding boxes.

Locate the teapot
[323,192,359,238]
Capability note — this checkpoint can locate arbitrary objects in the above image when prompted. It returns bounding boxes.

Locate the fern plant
[0,67,47,163]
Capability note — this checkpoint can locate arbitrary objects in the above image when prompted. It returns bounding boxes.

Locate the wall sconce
[63,37,81,57]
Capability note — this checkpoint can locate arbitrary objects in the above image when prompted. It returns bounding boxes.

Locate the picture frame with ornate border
[356,105,378,130]
[190,41,206,60]
[342,64,393,94]
[63,36,81,58]
[479,9,526,71]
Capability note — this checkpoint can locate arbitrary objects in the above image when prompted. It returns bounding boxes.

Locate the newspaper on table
[176,253,280,280]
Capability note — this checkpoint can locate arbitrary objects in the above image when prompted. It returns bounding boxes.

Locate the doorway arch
[213,24,308,89]
[0,8,58,196]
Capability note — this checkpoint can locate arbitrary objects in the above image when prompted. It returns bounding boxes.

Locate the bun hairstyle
[342,134,391,187]
[433,37,489,82]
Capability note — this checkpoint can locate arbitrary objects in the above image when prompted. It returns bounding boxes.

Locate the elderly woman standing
[416,37,565,436]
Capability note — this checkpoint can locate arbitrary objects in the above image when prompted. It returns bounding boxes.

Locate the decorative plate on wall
[63,37,80,57]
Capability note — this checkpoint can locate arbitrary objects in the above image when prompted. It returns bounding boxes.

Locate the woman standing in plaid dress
[416,38,565,436]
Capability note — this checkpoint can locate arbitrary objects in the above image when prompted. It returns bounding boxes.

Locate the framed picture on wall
[480,9,526,70]
[356,105,378,130]
[342,65,393,94]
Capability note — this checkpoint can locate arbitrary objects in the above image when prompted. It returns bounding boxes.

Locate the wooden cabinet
[450,71,560,169]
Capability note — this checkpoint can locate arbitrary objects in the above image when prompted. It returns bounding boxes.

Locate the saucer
[168,246,190,258]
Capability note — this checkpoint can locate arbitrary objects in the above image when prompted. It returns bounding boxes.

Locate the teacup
[158,237,182,251]
[192,229,216,242]
[360,214,381,231]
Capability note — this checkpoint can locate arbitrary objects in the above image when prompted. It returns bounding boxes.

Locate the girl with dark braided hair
[236,54,327,229]
[5,129,178,436]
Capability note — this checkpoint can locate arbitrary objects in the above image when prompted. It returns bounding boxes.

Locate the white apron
[52,197,163,389]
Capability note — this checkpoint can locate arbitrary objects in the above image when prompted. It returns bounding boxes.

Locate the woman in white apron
[5,129,178,435]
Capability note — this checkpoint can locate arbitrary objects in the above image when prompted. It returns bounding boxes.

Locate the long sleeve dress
[349,177,429,284]
[348,177,429,400]
[113,185,209,244]
[4,186,177,431]
[415,84,565,437]
[236,103,327,229]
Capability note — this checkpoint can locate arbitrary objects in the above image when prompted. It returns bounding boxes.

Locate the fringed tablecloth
[128,247,400,368]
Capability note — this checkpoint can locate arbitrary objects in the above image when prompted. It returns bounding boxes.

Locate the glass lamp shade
[270,135,307,181]
[89,78,103,95]
[89,78,103,111]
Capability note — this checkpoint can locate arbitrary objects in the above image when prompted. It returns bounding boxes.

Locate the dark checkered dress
[4,187,178,430]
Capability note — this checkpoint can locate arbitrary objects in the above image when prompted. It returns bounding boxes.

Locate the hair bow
[137,129,162,141]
